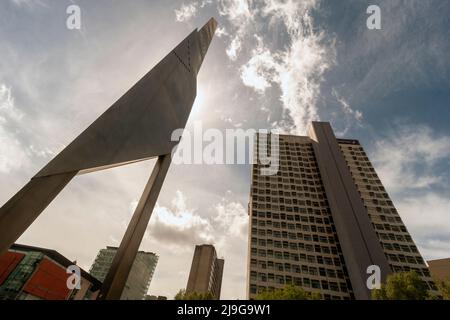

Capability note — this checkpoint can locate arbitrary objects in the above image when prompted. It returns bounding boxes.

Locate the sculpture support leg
[98,154,171,300]
[0,172,77,255]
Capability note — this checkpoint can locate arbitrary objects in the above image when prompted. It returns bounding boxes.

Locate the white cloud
[0,85,29,173]
[219,0,255,61]
[370,124,450,259]
[396,193,450,261]
[0,84,23,122]
[174,0,213,22]
[239,35,278,92]
[261,0,317,32]
[219,0,253,23]
[149,190,215,247]
[214,199,248,238]
[0,84,61,173]
[332,88,363,123]
[175,3,198,22]
[226,37,242,61]
[10,0,34,6]
[200,0,213,9]
[211,196,248,299]
[140,190,248,299]
[331,88,363,136]
[175,0,335,134]
[0,126,29,174]
[9,0,48,8]
[397,193,450,240]
[273,32,334,134]
[215,26,229,38]
[370,124,450,261]
[419,239,450,262]
[371,125,450,193]
[147,190,249,249]
[219,0,335,134]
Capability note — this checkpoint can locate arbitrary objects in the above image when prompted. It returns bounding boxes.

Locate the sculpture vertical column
[98,154,171,300]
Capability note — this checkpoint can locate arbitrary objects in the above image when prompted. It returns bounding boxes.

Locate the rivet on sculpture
[0,18,217,299]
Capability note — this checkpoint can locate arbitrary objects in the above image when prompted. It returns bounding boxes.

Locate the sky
[0,0,449,300]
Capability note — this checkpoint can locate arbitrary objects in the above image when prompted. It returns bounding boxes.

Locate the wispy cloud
[219,0,335,134]
[397,193,450,261]
[174,0,339,134]
[333,0,450,108]
[370,123,450,261]
[0,84,23,122]
[175,3,198,22]
[226,36,242,61]
[9,0,48,8]
[215,26,229,38]
[174,0,213,22]
[372,124,450,193]
[218,0,254,60]
[331,88,363,135]
[0,84,29,173]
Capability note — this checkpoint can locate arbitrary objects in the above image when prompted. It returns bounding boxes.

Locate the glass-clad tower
[90,247,158,300]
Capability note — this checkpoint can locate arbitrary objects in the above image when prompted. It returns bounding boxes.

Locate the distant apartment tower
[428,258,450,281]
[90,246,158,300]
[186,244,224,299]
[0,244,101,300]
[247,121,437,300]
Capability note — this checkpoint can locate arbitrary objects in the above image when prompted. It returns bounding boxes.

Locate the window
[311,280,321,289]
[329,282,339,292]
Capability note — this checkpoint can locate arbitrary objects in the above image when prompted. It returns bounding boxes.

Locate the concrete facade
[247,121,437,299]
[186,244,224,300]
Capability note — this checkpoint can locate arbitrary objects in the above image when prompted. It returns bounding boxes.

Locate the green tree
[434,278,450,300]
[372,271,430,300]
[174,289,214,300]
[254,285,321,300]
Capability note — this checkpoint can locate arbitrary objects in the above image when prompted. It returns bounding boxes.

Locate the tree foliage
[372,271,431,300]
[434,278,450,300]
[254,285,321,300]
[174,289,214,300]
